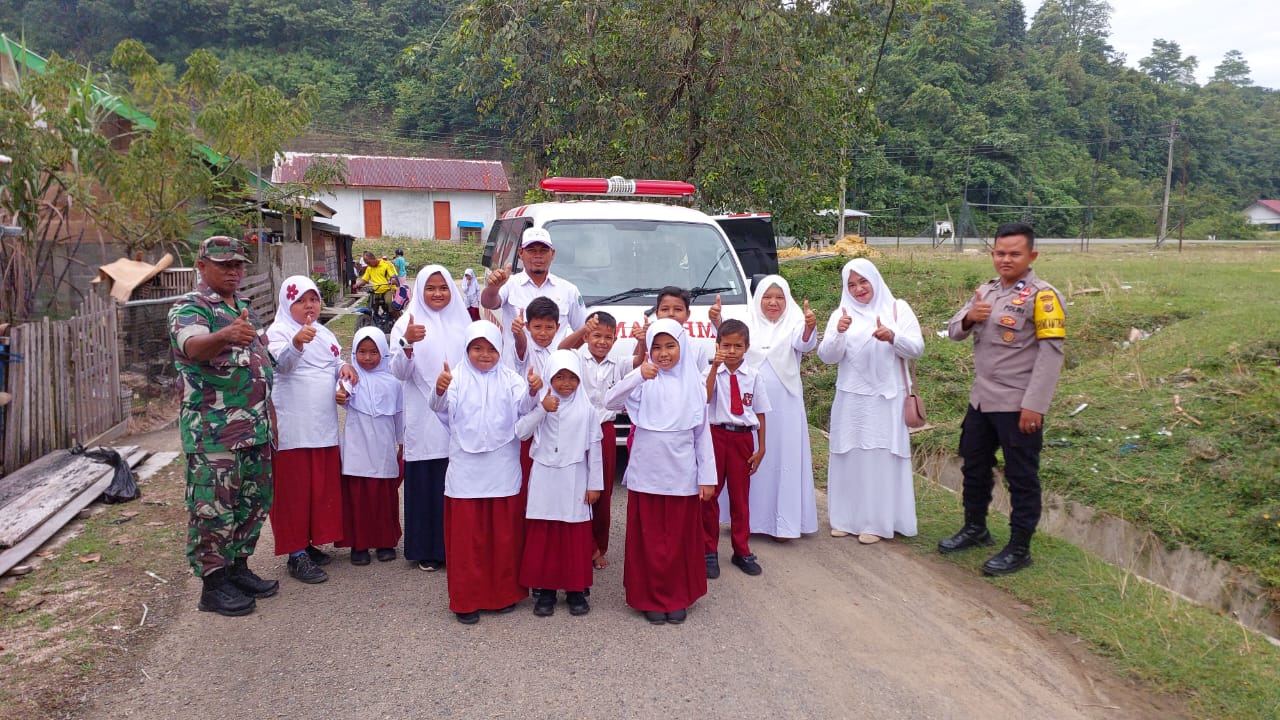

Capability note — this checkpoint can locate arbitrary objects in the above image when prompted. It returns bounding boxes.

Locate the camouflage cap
[199,236,249,263]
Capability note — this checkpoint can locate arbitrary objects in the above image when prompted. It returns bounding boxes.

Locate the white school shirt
[575,345,628,423]
[268,342,341,450]
[390,350,451,462]
[513,337,562,378]
[340,406,402,479]
[429,376,537,498]
[498,272,586,359]
[604,370,717,496]
[705,363,773,429]
[516,405,604,522]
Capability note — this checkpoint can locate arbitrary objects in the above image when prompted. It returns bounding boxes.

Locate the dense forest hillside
[2,0,1276,239]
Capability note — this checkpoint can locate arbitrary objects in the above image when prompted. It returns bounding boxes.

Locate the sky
[1022,0,1280,89]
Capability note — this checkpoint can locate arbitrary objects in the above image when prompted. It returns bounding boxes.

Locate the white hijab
[827,258,900,396]
[746,274,806,397]
[348,327,402,417]
[626,318,705,432]
[451,320,523,454]
[462,268,480,305]
[267,275,342,369]
[390,265,472,399]
[531,349,598,467]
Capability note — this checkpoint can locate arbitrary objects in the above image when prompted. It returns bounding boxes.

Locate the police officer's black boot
[198,568,256,616]
[228,556,279,598]
[937,511,994,554]
[981,527,1034,576]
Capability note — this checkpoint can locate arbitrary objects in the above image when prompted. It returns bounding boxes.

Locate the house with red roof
[273,153,509,241]
[1243,199,1280,230]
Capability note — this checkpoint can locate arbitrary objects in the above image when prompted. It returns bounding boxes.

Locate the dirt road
[76,462,1179,720]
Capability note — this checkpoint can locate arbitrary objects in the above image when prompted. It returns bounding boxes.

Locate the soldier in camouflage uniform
[169,236,278,616]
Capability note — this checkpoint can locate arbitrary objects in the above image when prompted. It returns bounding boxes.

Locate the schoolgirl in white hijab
[341,327,404,479]
[817,258,924,543]
[517,350,603,522]
[739,275,820,539]
[430,320,538,499]
[267,275,347,451]
[604,318,716,622]
[389,265,472,570]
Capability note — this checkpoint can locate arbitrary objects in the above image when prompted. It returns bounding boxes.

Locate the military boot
[982,527,1034,576]
[228,556,279,598]
[198,568,256,616]
[938,511,994,554]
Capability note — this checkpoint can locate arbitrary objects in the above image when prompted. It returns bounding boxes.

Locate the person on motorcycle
[353,251,402,321]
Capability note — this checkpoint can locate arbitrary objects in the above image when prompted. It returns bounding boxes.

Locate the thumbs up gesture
[639,360,658,380]
[802,299,816,333]
[511,308,526,340]
[708,294,723,327]
[873,315,895,343]
[435,361,452,396]
[541,391,560,412]
[967,288,992,325]
[404,313,425,344]
[293,319,317,350]
[527,367,543,396]
[837,307,852,334]
[225,307,257,346]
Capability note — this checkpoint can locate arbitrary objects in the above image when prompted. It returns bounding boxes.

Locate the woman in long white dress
[733,275,819,540]
[817,259,924,543]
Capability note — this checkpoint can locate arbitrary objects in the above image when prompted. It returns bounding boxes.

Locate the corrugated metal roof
[274,152,509,193]
[1257,199,1280,214]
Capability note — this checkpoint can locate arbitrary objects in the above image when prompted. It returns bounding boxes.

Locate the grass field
[784,245,1280,591]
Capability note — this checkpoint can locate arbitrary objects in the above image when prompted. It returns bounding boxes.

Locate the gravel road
[80,475,1180,720]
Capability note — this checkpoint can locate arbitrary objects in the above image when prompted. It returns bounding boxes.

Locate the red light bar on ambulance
[540,176,696,197]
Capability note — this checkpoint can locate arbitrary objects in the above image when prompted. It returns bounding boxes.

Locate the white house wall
[323,188,498,239]
[1243,204,1280,226]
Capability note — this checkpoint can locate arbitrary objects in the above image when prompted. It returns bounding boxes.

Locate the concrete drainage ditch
[915,450,1279,644]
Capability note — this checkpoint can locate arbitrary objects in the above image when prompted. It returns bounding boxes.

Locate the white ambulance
[481,177,752,365]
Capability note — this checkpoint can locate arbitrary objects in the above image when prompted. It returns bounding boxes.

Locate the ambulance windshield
[538,220,746,306]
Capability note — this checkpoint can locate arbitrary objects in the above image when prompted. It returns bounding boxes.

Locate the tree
[1139,39,1198,87]
[409,0,910,236]
[1028,0,1111,54]
[1210,50,1251,87]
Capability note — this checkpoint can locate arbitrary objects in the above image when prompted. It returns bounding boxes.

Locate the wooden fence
[1,292,125,476]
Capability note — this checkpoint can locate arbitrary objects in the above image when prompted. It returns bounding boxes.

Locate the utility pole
[1157,120,1177,247]
[836,147,847,247]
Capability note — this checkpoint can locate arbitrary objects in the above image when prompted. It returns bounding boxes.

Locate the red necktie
[729,372,744,416]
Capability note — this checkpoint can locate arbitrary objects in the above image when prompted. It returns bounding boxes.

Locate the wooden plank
[0,446,141,549]
[0,445,148,577]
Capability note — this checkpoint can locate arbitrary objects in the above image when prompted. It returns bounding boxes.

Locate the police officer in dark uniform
[940,222,1066,575]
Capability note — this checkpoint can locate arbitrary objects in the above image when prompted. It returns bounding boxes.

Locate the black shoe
[227,557,278,598]
[938,524,994,554]
[705,553,720,579]
[731,553,763,576]
[666,608,687,624]
[456,611,480,625]
[643,611,666,625]
[533,589,556,617]
[288,553,329,584]
[417,560,443,572]
[496,602,519,614]
[304,545,332,566]
[375,548,397,562]
[198,569,256,616]
[350,549,371,566]
[566,591,590,616]
[982,543,1034,576]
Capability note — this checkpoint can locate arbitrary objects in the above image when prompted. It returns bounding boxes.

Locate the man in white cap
[481,227,587,359]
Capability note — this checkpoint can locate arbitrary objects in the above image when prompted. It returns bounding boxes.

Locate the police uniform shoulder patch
[1034,289,1066,339]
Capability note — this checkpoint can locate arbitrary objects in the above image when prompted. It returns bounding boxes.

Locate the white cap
[521,227,553,249]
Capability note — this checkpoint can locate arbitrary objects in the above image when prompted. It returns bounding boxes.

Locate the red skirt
[592,421,617,555]
[270,446,344,555]
[444,495,526,613]
[519,519,593,591]
[337,474,403,550]
[517,438,533,517]
[623,490,707,613]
